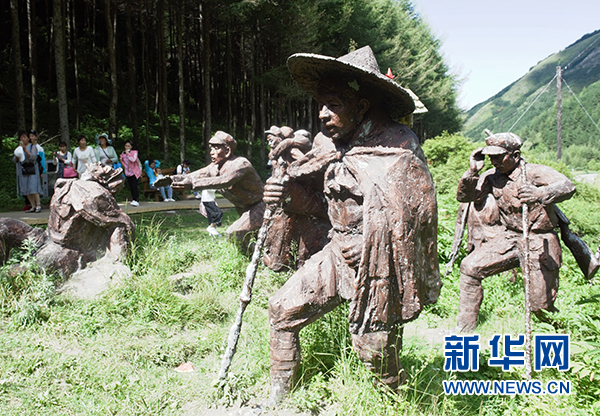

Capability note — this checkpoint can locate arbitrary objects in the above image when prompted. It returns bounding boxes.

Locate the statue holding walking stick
[454,132,593,332]
[262,126,331,272]
[263,46,441,402]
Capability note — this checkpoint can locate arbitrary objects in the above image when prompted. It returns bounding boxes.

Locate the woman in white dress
[72,135,97,176]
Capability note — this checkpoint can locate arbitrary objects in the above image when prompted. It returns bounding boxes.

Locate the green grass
[2,193,600,414]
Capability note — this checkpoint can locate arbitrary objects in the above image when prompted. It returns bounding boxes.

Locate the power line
[508,74,558,133]
[563,77,600,136]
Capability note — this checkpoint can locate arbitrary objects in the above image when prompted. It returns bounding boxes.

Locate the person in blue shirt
[144,159,174,202]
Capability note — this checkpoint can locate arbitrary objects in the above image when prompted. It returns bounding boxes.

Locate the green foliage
[569,294,600,395]
[298,303,352,387]
[0,135,26,211]
[309,0,462,138]
[422,132,481,194]
[0,238,57,327]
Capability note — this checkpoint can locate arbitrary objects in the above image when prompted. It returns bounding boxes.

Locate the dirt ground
[184,402,312,416]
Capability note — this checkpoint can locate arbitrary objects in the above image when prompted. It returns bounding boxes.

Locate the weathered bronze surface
[262,126,331,271]
[456,132,576,331]
[171,131,265,249]
[264,46,441,402]
[0,163,134,278]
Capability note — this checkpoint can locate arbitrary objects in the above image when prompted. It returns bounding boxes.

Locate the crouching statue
[1,163,135,278]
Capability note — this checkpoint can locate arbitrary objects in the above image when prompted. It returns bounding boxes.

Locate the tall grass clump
[0,237,57,327]
[94,214,248,329]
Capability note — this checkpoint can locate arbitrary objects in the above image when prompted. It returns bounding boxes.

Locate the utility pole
[557,65,563,160]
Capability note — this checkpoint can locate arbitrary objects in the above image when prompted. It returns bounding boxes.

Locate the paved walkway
[0,198,234,226]
[574,172,599,185]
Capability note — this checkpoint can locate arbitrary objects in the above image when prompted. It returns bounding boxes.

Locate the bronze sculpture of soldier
[170,131,266,249]
[455,132,576,331]
[263,46,441,402]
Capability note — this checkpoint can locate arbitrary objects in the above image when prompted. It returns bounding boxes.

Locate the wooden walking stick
[218,160,287,382]
[520,159,533,380]
[218,205,276,381]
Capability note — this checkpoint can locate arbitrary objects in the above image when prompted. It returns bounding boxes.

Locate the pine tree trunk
[307,97,313,135]
[259,72,266,170]
[126,2,139,147]
[69,0,81,130]
[157,0,170,162]
[53,0,70,147]
[47,0,54,115]
[241,31,248,157]
[10,0,26,131]
[201,2,211,164]
[249,64,256,160]
[26,0,37,131]
[142,22,150,156]
[177,2,186,163]
[91,0,96,50]
[105,0,118,140]
[226,20,233,133]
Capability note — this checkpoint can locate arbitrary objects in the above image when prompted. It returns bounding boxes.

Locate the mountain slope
[463,29,600,148]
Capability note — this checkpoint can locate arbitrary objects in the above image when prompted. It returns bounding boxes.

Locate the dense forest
[0,0,462,170]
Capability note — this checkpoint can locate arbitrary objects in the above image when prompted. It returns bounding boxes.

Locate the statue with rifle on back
[453,131,599,332]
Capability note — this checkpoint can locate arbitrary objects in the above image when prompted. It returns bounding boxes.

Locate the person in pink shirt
[120,141,142,206]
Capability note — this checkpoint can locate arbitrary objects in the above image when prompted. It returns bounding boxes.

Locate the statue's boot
[456,273,483,332]
[352,328,405,391]
[269,330,300,404]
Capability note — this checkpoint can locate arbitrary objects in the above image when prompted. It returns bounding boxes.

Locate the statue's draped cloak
[341,147,441,335]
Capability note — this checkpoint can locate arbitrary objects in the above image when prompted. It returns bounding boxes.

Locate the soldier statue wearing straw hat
[263,46,441,402]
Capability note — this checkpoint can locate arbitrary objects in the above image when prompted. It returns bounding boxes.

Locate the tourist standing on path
[120,141,142,206]
[13,131,43,213]
[95,133,118,167]
[54,142,74,179]
[200,189,223,237]
[73,135,97,176]
[177,159,222,236]
[29,130,46,176]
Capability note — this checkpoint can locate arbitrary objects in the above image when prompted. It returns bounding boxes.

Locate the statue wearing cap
[455,132,576,331]
[171,131,265,248]
[262,126,331,272]
[263,46,440,402]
